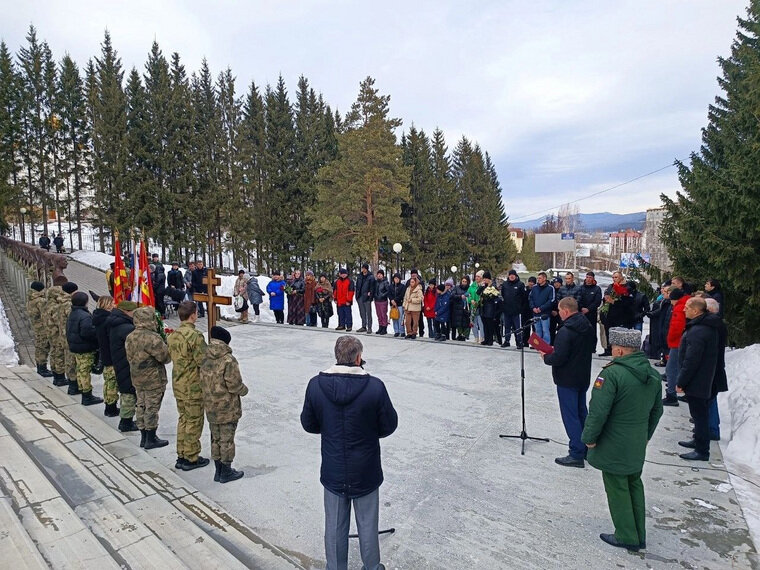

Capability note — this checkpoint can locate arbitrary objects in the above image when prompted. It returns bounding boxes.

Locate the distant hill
[515,211,646,233]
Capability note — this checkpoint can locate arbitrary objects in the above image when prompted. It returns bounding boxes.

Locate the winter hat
[272,270,281,276]
[586,271,595,278]
[171,261,179,267]
[71,292,89,307]
[437,284,445,292]
[445,277,454,287]
[210,325,231,345]
[376,269,385,276]
[528,276,537,284]
[62,282,79,294]
[482,271,492,280]
[392,272,401,281]
[552,277,563,285]
[608,327,641,349]
[339,268,348,275]
[30,281,44,292]
[508,269,518,276]
[319,273,327,280]
[361,263,370,270]
[476,270,485,278]
[306,270,314,277]
[117,301,138,311]
[428,278,437,285]
[669,288,684,301]
[238,269,245,275]
[53,275,68,286]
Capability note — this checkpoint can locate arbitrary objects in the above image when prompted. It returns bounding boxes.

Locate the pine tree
[661,2,760,346]
[57,55,90,249]
[123,68,153,238]
[217,67,242,268]
[0,42,23,234]
[310,77,410,268]
[401,126,435,270]
[92,31,127,251]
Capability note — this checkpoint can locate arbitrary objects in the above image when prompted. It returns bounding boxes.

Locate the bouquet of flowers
[284,285,294,296]
[154,310,170,342]
[600,282,629,315]
[480,285,501,303]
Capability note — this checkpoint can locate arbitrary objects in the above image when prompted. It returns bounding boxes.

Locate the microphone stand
[499,316,550,455]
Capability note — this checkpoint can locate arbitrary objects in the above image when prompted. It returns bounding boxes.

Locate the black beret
[30,281,44,291]
[62,282,79,294]
[210,326,231,345]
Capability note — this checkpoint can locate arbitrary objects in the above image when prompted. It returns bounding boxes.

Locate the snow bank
[69,249,114,271]
[721,344,760,548]
[0,298,19,366]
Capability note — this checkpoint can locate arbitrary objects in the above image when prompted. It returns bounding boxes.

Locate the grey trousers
[358,301,373,330]
[324,487,381,570]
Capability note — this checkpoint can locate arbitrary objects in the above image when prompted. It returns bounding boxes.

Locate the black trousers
[273,309,284,324]
[687,396,710,456]
[482,316,496,345]
[434,321,449,338]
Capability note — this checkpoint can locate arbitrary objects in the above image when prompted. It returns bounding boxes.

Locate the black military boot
[218,462,244,483]
[118,418,138,432]
[103,402,120,417]
[139,430,147,447]
[175,456,187,470]
[67,380,81,395]
[81,390,103,406]
[52,372,68,387]
[143,429,169,450]
[213,460,222,482]
[36,364,53,378]
[181,456,210,471]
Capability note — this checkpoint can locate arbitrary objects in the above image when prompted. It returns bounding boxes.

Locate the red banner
[112,238,130,304]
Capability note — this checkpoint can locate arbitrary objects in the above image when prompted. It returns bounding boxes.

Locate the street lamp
[451,265,457,273]
[393,243,402,276]
[19,207,27,243]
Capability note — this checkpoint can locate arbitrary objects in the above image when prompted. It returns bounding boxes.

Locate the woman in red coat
[423,279,437,339]
[664,288,690,405]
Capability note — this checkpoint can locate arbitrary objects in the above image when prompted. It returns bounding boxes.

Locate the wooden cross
[192,268,232,335]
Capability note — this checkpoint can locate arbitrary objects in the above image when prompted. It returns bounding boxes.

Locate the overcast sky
[2,0,749,222]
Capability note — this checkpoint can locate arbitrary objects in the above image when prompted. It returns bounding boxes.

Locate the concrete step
[0,495,48,570]
[0,365,302,570]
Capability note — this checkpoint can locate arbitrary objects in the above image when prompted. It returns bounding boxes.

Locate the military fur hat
[608,327,641,349]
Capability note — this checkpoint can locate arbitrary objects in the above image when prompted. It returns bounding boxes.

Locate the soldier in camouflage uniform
[168,301,209,471]
[26,281,53,378]
[200,326,248,484]
[45,277,73,387]
[58,281,80,394]
[125,306,171,449]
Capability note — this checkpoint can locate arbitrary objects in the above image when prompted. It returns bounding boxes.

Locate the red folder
[528,332,554,354]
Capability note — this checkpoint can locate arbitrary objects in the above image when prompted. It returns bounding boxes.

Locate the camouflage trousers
[176,398,205,462]
[136,387,165,430]
[209,421,238,463]
[103,366,119,405]
[120,392,136,420]
[33,326,50,366]
[65,347,77,380]
[49,338,65,374]
[74,352,95,392]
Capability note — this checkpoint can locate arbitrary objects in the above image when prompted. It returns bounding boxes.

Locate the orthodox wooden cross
[193,268,232,335]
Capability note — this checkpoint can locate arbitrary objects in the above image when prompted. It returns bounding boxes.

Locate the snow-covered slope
[0,298,19,366]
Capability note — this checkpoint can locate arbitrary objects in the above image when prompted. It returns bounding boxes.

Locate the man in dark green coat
[581,327,663,552]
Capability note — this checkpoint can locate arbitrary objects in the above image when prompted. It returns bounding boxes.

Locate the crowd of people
[28,277,249,484]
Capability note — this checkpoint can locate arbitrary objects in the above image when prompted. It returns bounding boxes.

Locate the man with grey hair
[582,327,663,552]
[301,336,398,570]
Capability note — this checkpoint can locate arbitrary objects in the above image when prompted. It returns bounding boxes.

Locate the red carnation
[613,282,628,296]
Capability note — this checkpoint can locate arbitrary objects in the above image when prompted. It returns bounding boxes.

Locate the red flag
[113,237,130,304]
[136,240,155,307]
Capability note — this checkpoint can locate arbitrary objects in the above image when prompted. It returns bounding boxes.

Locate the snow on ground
[0,298,19,366]
[721,344,760,548]
[69,249,114,271]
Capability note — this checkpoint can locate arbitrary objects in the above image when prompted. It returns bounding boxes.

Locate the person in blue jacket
[434,283,452,341]
[266,271,286,324]
[301,335,397,570]
[529,271,556,344]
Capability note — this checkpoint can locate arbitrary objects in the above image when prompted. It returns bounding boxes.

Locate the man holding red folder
[540,297,595,467]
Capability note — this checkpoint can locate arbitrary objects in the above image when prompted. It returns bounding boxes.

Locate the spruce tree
[662,1,760,345]
[217,67,242,268]
[123,68,153,237]
[310,77,410,268]
[401,126,435,270]
[0,42,23,233]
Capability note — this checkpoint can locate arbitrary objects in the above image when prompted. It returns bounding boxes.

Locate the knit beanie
[445,277,454,287]
[482,271,492,280]
[437,284,445,292]
[669,288,684,301]
[508,269,518,276]
[210,325,231,345]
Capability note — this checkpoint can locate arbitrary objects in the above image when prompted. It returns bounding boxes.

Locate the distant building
[609,229,643,257]
[642,208,672,271]
[509,228,524,253]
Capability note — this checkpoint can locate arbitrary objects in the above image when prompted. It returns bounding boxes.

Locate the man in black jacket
[301,336,397,570]
[578,272,602,353]
[705,298,727,441]
[166,262,186,302]
[677,297,719,461]
[66,292,104,406]
[191,259,207,317]
[355,263,376,334]
[106,301,139,432]
[541,297,595,468]
[501,269,526,348]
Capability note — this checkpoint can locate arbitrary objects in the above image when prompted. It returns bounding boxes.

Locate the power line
[509,162,677,223]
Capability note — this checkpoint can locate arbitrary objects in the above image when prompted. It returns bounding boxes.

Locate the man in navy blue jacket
[301,336,398,570]
[529,272,555,344]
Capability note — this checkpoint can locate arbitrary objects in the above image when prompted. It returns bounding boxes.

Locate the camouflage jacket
[26,289,47,331]
[167,321,207,401]
[125,307,171,391]
[200,339,248,424]
[44,286,68,335]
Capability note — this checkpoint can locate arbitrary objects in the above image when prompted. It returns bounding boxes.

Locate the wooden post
[192,268,232,336]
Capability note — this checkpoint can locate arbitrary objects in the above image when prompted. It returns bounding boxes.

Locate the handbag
[233,295,246,312]
[389,306,400,320]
